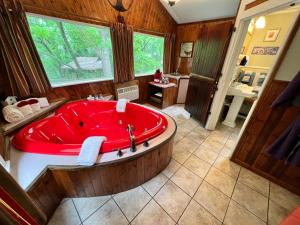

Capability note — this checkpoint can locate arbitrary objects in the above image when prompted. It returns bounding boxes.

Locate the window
[27,14,114,87]
[133,33,164,76]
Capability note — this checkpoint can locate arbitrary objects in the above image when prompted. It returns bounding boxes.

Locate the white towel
[116,99,129,112]
[77,136,106,166]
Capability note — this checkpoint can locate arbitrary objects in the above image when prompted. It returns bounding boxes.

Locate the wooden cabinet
[147,82,177,109]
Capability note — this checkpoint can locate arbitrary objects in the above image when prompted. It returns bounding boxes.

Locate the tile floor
[48,105,300,225]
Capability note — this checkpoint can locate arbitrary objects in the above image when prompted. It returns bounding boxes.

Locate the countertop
[164,74,190,80]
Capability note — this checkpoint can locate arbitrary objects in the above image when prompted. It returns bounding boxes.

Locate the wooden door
[185,21,233,125]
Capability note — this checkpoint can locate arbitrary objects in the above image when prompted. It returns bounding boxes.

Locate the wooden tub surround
[20,112,176,221]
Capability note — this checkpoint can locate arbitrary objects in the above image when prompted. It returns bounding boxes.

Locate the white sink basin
[227,83,256,98]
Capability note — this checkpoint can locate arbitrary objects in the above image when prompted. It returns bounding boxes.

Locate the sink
[222,83,257,128]
[227,83,257,98]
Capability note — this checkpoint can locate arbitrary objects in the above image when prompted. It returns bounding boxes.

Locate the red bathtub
[12,100,168,155]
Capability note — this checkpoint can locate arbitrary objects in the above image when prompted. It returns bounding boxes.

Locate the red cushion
[280,206,300,225]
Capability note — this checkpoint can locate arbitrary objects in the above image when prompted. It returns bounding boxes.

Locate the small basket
[16,101,33,116]
[27,98,40,112]
[2,105,24,123]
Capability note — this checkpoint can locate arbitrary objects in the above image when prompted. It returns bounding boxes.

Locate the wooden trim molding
[245,0,269,10]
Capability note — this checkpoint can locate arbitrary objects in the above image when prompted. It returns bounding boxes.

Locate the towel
[272,70,300,108]
[77,136,106,166]
[116,99,129,113]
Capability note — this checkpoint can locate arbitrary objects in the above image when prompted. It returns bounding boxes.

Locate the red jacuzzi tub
[12,100,168,155]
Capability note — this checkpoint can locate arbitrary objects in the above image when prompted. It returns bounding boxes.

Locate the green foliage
[27,15,114,87]
[133,33,164,76]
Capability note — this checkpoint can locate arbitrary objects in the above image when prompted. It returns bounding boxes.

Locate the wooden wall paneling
[231,18,300,195]
[27,170,64,219]
[22,0,176,34]
[0,0,176,100]
[174,18,235,74]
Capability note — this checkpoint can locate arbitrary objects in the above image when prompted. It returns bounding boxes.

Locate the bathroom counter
[164,74,190,80]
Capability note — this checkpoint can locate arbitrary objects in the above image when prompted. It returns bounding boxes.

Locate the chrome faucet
[127,124,137,152]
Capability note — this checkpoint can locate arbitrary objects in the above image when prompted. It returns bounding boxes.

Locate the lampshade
[255,16,266,29]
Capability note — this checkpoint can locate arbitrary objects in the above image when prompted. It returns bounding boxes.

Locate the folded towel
[77,136,106,166]
[116,98,129,113]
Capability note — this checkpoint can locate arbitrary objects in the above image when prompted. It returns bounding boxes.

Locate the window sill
[50,78,113,88]
[135,74,154,78]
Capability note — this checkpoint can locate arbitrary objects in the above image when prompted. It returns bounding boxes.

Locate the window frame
[26,13,114,88]
[133,31,165,78]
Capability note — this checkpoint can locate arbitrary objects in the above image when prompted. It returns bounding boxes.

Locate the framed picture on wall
[264,29,280,42]
[180,42,194,58]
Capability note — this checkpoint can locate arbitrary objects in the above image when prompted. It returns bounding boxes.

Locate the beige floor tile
[207,132,228,145]
[232,182,268,221]
[174,116,186,126]
[183,155,211,178]
[176,137,199,153]
[73,195,110,221]
[142,173,168,196]
[180,119,199,131]
[192,126,211,138]
[268,200,290,225]
[270,182,300,211]
[220,146,234,158]
[224,200,265,225]
[194,146,219,164]
[174,133,184,143]
[213,155,240,178]
[201,139,224,154]
[176,126,191,137]
[48,200,81,225]
[178,200,221,225]
[162,159,181,178]
[114,187,151,221]
[185,131,206,145]
[238,168,269,197]
[83,199,128,225]
[205,167,236,197]
[154,181,191,221]
[172,146,192,164]
[194,181,230,221]
[171,166,202,196]
[60,198,71,204]
[131,200,175,225]
[225,139,237,149]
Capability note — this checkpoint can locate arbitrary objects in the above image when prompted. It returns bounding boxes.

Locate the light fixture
[165,0,181,7]
[107,0,134,12]
[255,16,266,29]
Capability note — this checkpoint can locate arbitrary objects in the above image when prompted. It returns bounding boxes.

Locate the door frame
[206,0,300,131]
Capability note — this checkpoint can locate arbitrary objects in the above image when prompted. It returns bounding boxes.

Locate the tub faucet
[127,124,137,152]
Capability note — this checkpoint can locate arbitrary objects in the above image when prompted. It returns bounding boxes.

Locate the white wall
[246,11,298,67]
[275,27,300,81]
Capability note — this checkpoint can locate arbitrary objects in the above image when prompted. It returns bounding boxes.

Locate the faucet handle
[127,124,135,131]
